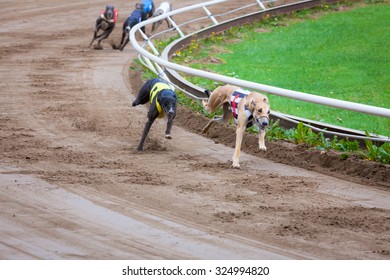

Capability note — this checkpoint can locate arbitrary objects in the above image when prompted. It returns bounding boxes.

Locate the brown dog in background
[202,85,270,168]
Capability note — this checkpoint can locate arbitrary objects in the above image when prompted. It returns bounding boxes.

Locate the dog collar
[100,9,118,23]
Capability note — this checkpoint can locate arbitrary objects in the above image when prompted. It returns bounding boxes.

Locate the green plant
[292,122,322,145]
[364,135,390,164]
[264,119,292,141]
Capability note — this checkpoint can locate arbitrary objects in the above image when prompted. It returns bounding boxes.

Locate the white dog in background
[151,1,173,33]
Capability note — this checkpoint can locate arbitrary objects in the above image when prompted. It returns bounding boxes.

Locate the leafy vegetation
[176,90,390,164]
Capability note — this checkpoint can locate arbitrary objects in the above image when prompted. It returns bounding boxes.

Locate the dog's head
[105,5,115,20]
[249,94,270,129]
[153,9,164,18]
[158,89,177,119]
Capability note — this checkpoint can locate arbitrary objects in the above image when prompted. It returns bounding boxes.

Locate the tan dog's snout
[253,104,270,127]
[259,116,269,126]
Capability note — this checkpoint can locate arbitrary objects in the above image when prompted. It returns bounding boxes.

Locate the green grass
[177,2,390,136]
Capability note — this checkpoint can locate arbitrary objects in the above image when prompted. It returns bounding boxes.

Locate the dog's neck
[101,13,115,23]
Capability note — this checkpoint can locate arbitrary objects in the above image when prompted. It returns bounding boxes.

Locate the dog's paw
[259,144,267,151]
[232,161,240,169]
[165,134,172,139]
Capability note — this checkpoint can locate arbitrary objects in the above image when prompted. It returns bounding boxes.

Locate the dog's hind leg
[132,80,153,106]
[201,116,220,133]
[202,103,231,133]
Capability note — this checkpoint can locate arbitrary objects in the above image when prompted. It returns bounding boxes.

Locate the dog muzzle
[255,116,269,130]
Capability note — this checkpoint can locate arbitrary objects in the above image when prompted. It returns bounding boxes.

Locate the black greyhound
[132,78,177,151]
[90,4,118,47]
[118,3,144,51]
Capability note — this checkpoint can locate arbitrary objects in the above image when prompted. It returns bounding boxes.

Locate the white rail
[129,0,390,137]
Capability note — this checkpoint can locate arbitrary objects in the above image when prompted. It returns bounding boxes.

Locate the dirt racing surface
[0,0,389,259]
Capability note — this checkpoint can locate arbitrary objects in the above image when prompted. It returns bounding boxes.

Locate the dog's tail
[204,89,211,98]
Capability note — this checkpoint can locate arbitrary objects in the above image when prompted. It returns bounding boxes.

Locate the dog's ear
[204,89,211,97]
[250,98,255,109]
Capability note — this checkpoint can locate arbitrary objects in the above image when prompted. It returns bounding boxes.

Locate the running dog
[132,78,177,151]
[117,3,144,51]
[202,85,270,168]
[90,4,118,48]
[151,1,173,33]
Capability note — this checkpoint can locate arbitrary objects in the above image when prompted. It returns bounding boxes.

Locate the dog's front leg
[137,119,154,151]
[119,32,126,48]
[151,22,157,33]
[165,116,174,139]
[166,18,172,28]
[119,34,129,51]
[90,20,101,45]
[258,129,267,151]
[90,31,97,45]
[137,103,159,151]
[232,125,245,168]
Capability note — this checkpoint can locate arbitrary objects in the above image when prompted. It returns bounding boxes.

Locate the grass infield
[182,2,389,136]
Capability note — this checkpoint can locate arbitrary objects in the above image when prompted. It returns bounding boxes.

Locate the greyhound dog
[151,1,173,33]
[132,78,177,151]
[202,85,270,168]
[141,0,155,21]
[90,4,118,48]
[118,3,144,51]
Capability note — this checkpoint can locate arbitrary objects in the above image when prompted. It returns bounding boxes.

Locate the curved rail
[129,0,389,142]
